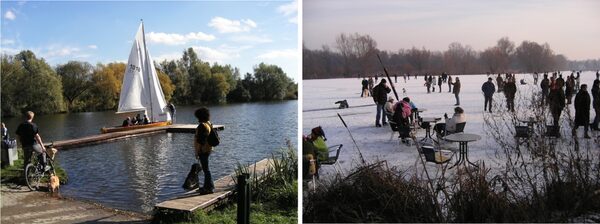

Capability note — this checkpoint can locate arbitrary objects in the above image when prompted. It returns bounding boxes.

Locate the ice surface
[303,72,599,177]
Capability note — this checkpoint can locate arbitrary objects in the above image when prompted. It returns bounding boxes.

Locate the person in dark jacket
[496,75,504,92]
[16,111,48,172]
[572,84,591,138]
[591,80,600,131]
[504,77,517,112]
[556,74,565,89]
[548,83,566,126]
[194,107,215,194]
[540,74,550,105]
[373,79,391,127]
[565,76,575,104]
[452,77,461,105]
[447,75,452,92]
[481,77,496,113]
[437,76,442,93]
[361,78,369,97]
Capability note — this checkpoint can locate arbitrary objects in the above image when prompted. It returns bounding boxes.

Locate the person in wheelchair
[392,97,413,144]
[434,106,466,137]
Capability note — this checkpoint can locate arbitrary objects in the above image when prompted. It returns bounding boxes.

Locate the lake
[2,101,298,214]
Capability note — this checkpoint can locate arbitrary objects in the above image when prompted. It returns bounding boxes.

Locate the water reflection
[3,101,297,214]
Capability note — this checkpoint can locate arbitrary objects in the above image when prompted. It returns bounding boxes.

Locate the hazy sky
[1,0,298,80]
[304,0,600,60]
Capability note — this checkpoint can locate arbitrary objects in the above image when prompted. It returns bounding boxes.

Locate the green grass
[0,148,68,185]
[155,146,298,223]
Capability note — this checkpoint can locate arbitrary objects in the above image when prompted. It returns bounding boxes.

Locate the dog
[49,174,60,196]
[335,100,349,109]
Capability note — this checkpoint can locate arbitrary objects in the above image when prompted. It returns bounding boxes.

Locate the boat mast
[141,20,154,122]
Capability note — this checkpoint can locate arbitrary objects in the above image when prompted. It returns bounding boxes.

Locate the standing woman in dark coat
[548,82,566,127]
[572,84,591,138]
[591,80,600,131]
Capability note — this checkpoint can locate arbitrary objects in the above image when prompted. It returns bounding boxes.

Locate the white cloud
[44,45,81,57]
[277,0,297,24]
[147,31,216,45]
[257,49,297,59]
[230,35,272,44]
[88,45,98,49]
[1,39,15,45]
[0,47,21,55]
[4,10,16,20]
[154,53,181,62]
[277,0,297,16]
[208,17,257,33]
[192,46,230,63]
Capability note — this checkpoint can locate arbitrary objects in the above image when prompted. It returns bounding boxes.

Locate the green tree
[254,63,289,100]
[156,68,175,103]
[1,51,64,116]
[55,61,93,112]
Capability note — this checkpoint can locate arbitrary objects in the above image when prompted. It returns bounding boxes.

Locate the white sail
[117,22,171,123]
[143,43,171,122]
[117,24,147,114]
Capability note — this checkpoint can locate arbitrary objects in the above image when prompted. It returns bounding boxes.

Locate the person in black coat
[540,74,550,105]
[591,80,600,131]
[361,78,369,97]
[481,77,496,112]
[437,76,442,93]
[504,78,517,112]
[372,79,391,127]
[572,84,591,138]
[548,83,566,127]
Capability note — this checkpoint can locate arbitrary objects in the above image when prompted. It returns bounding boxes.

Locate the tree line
[303,33,600,79]
[1,48,297,117]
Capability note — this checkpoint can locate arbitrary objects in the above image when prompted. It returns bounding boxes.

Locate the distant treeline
[1,48,297,117]
[303,33,600,79]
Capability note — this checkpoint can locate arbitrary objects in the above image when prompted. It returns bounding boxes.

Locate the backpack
[207,123,220,147]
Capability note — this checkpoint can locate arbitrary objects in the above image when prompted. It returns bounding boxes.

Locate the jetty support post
[237,173,250,224]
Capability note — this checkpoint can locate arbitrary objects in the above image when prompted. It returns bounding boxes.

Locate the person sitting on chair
[393,98,413,143]
[384,97,395,114]
[434,107,466,136]
[308,126,328,162]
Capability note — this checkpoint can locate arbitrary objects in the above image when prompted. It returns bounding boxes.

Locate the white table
[444,133,481,169]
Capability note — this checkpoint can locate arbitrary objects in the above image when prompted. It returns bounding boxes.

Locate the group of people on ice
[482,71,599,139]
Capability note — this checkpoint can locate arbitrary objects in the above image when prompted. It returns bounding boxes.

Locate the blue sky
[1,0,298,81]
[304,0,600,61]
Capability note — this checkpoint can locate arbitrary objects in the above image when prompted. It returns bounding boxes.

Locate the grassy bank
[1,148,68,185]
[155,145,298,223]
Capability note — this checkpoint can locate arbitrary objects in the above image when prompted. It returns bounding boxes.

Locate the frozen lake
[303,72,599,176]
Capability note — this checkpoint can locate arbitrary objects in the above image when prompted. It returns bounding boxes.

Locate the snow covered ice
[303,72,600,177]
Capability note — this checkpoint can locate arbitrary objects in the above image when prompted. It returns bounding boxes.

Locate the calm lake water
[2,101,297,214]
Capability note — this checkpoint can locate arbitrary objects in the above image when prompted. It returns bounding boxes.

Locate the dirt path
[1,184,150,224]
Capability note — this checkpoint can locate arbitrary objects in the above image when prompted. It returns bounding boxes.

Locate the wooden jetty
[49,124,224,150]
[155,158,272,213]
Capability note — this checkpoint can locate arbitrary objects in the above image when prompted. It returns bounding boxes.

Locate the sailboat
[101,21,172,133]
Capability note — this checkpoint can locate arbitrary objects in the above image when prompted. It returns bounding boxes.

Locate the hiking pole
[377,54,399,101]
[337,113,366,164]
